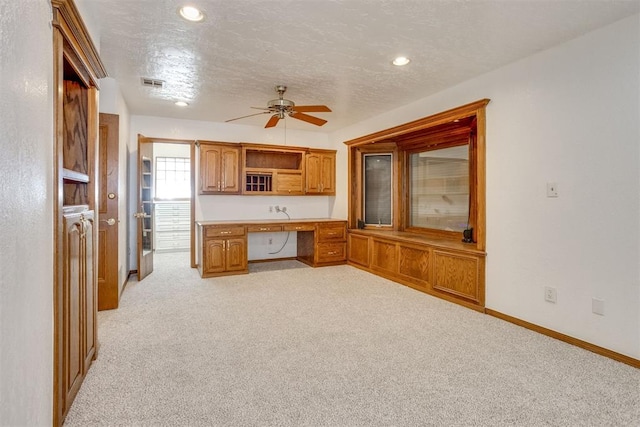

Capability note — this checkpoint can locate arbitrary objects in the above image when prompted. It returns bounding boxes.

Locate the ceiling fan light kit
[226,85,331,128]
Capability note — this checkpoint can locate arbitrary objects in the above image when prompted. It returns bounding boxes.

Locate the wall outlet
[268,238,273,245]
[269,206,273,213]
[544,286,557,303]
[592,298,604,316]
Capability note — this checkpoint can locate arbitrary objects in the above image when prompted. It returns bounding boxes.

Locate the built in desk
[196,219,347,278]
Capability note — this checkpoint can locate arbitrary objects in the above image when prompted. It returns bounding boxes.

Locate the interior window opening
[408,144,470,232]
[363,153,393,226]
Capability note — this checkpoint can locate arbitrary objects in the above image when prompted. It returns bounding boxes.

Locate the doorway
[136,136,195,280]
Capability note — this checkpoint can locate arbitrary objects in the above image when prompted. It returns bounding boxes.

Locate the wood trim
[343,99,490,146]
[190,141,196,268]
[486,309,640,369]
[51,0,107,85]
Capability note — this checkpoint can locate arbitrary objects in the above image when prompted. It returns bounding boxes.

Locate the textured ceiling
[87,0,640,132]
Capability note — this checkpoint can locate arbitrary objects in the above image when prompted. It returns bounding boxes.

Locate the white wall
[128,116,338,267]
[332,15,640,359]
[0,1,54,425]
[99,77,131,296]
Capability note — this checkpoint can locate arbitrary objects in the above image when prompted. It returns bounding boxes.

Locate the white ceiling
[87,0,640,132]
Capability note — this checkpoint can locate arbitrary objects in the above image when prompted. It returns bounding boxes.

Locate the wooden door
[63,212,83,413]
[320,153,336,194]
[97,113,119,309]
[203,239,225,273]
[305,152,321,193]
[137,141,154,280]
[226,238,247,271]
[221,147,240,192]
[200,145,221,193]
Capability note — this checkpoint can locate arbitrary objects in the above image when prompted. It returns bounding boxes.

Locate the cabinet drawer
[283,223,315,232]
[317,242,346,262]
[156,223,190,232]
[247,225,283,233]
[156,232,190,242]
[317,224,346,241]
[204,226,245,238]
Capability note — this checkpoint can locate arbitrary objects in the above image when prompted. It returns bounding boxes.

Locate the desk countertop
[196,218,346,226]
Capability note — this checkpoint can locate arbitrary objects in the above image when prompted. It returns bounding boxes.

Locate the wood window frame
[345,99,489,251]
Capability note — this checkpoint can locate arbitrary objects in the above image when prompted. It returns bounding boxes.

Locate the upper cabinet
[305,150,336,195]
[198,142,336,196]
[199,142,241,194]
[244,145,305,195]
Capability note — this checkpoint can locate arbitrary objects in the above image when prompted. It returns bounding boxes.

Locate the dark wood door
[97,113,119,309]
[137,141,154,280]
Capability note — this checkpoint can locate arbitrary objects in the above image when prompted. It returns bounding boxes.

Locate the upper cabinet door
[220,147,240,193]
[306,150,336,195]
[320,152,336,195]
[199,143,241,194]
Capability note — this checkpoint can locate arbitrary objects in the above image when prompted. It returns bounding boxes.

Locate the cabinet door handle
[220,231,231,235]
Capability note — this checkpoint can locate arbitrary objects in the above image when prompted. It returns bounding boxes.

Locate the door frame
[137,135,196,271]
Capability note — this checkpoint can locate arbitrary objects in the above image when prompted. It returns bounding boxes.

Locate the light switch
[547,182,558,198]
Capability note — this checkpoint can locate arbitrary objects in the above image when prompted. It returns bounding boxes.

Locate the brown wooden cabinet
[305,150,336,195]
[298,222,347,266]
[348,229,485,310]
[199,142,241,194]
[243,145,305,195]
[347,233,370,267]
[197,220,347,277]
[62,207,97,410]
[52,1,106,424]
[198,224,248,277]
[198,142,336,196]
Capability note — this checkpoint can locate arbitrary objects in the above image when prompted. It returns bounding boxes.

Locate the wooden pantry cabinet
[51,0,107,424]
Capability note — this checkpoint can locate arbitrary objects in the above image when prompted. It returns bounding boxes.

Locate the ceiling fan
[226,85,331,128]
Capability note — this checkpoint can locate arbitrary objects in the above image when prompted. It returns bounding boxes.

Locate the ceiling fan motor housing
[267,98,295,110]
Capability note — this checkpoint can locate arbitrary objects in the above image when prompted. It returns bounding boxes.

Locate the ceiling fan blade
[290,112,328,126]
[225,111,270,123]
[292,105,332,113]
[265,114,280,128]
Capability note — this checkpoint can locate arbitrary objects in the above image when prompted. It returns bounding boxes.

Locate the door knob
[100,218,117,226]
[108,192,116,199]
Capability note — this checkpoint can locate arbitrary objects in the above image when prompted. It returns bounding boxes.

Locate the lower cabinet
[197,220,347,277]
[62,207,97,414]
[198,225,248,277]
[348,230,485,309]
[297,221,347,267]
[202,238,247,274]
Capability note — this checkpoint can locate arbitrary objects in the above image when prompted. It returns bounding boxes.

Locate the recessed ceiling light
[175,101,189,107]
[179,6,205,22]
[392,56,411,66]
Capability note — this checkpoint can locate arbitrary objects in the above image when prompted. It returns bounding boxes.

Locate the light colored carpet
[65,253,640,426]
